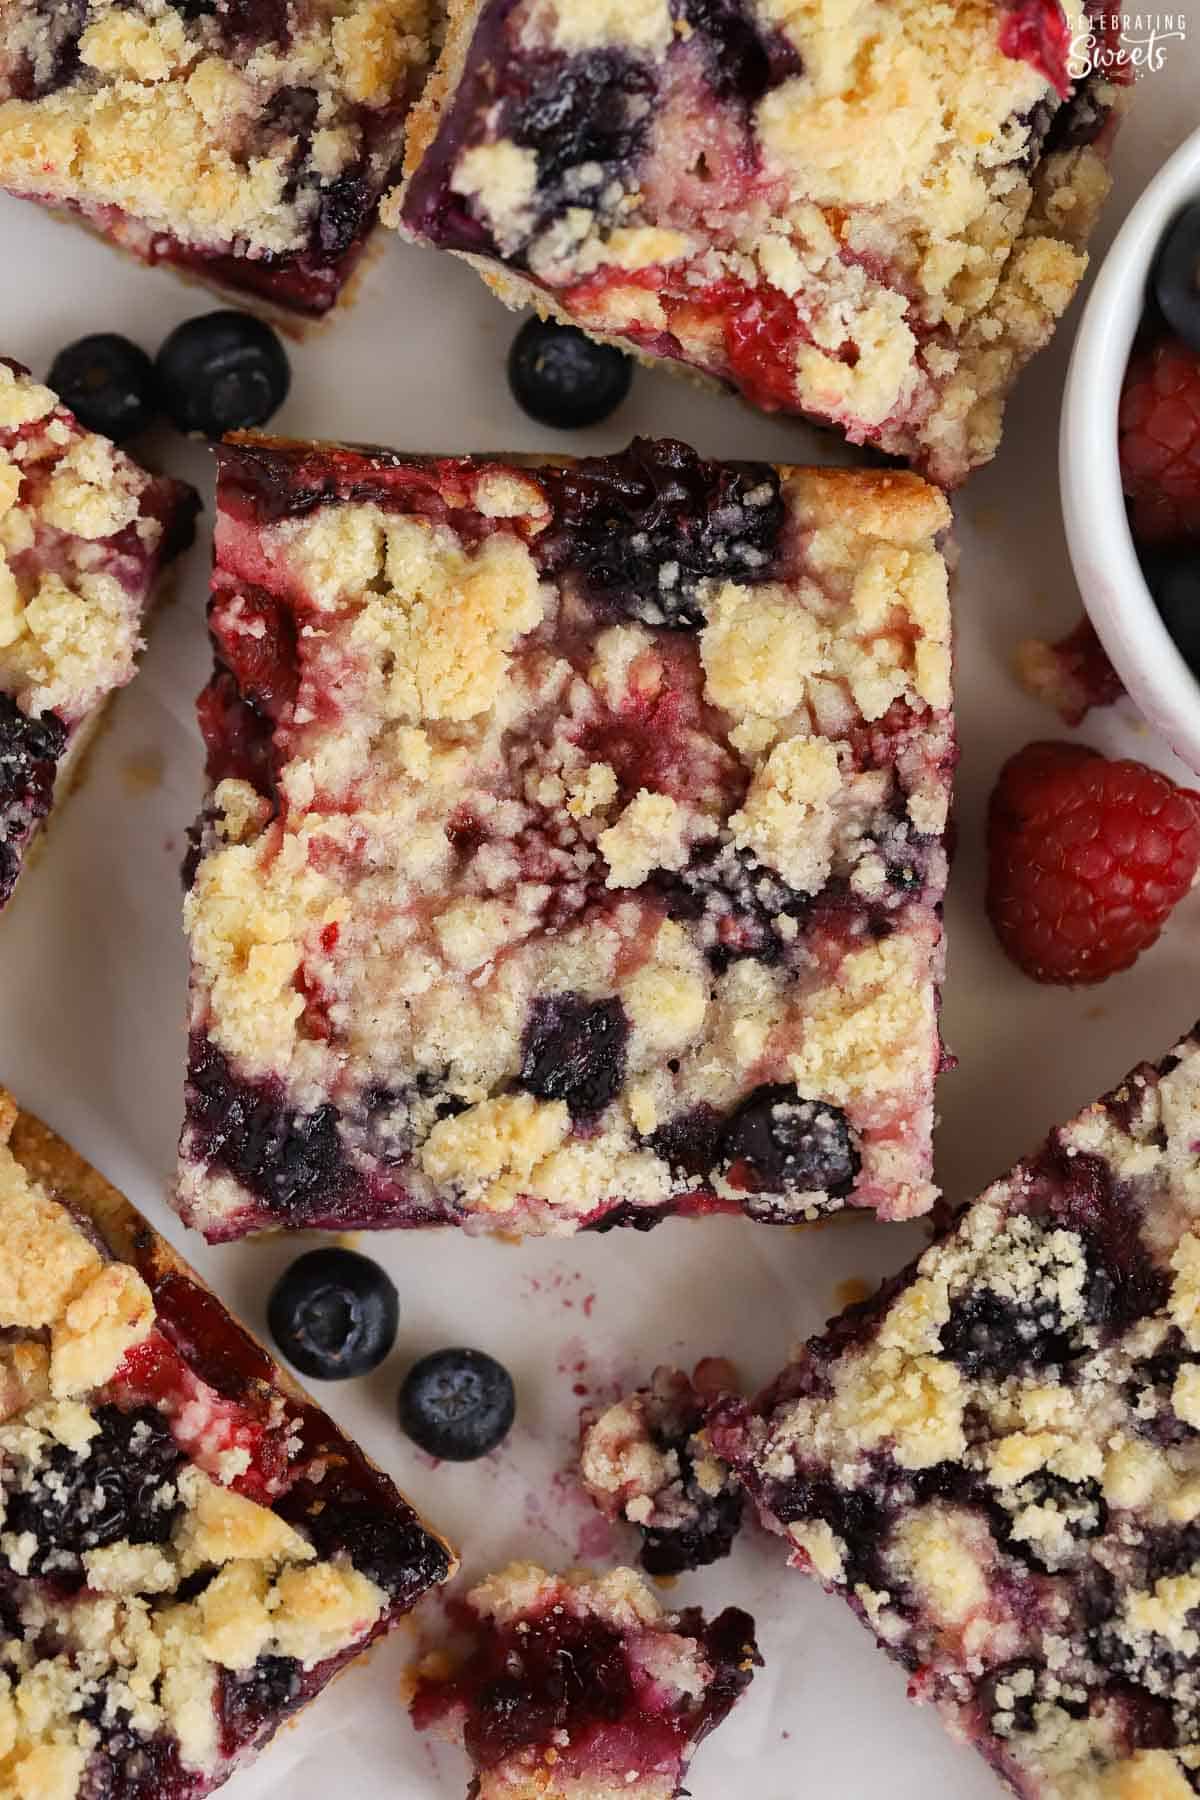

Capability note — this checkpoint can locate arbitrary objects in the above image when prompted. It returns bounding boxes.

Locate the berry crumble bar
[178,433,954,1241]
[0,1086,454,1798]
[0,0,433,319]
[592,1024,1200,1795]
[409,1561,760,1798]
[390,0,1124,484]
[0,357,197,913]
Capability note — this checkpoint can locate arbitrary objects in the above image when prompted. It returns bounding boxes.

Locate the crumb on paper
[120,748,165,793]
[835,1276,873,1309]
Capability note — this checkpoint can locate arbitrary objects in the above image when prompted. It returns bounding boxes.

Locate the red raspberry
[986,741,1200,985]
[1119,337,1200,546]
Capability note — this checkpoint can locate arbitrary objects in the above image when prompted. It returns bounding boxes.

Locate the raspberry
[986,741,1200,985]
[1118,337,1200,547]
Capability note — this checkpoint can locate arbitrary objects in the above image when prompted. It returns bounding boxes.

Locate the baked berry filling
[409,1564,759,1794]
[0,692,67,904]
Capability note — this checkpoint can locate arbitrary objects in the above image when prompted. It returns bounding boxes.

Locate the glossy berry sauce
[410,1595,759,1781]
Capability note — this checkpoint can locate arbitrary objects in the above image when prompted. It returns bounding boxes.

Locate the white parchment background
[0,48,1197,1799]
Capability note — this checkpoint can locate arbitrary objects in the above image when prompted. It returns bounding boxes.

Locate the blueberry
[1145,553,1200,673]
[508,319,632,430]
[517,993,628,1119]
[717,1084,860,1205]
[656,840,806,967]
[508,49,656,197]
[155,311,290,438]
[1153,204,1200,355]
[47,334,157,443]
[676,0,802,103]
[398,1348,515,1461]
[219,1656,303,1746]
[267,1248,398,1380]
[184,1037,368,1221]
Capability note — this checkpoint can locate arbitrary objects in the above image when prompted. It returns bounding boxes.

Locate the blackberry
[517,994,628,1120]
[2,1406,182,1583]
[939,1289,1074,1382]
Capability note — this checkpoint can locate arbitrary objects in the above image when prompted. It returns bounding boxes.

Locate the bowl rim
[1060,124,1200,770]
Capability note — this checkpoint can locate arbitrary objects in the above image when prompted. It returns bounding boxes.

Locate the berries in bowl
[1061,126,1200,771]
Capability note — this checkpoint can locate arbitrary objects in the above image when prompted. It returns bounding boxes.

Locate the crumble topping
[180,442,954,1240]
[0,0,432,312]
[710,1026,1200,1797]
[0,363,171,724]
[394,0,1120,482]
[0,1143,154,1395]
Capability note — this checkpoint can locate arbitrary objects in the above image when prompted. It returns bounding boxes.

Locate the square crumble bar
[594,1026,1200,1797]
[0,358,197,913]
[390,0,1124,485]
[0,1089,454,1798]
[177,433,954,1241]
[0,0,433,319]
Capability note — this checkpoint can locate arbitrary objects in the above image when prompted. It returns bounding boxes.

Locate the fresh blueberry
[1145,553,1200,673]
[507,319,632,430]
[398,1348,515,1461]
[1153,204,1200,355]
[267,1248,398,1380]
[717,1084,860,1205]
[517,992,628,1119]
[47,333,157,442]
[155,311,290,438]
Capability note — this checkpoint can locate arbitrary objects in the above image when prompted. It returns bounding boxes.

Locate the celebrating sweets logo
[1068,12,1187,77]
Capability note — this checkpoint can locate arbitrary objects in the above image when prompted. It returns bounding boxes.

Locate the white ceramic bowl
[1061,125,1200,771]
